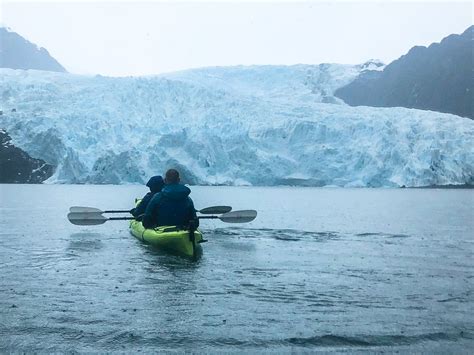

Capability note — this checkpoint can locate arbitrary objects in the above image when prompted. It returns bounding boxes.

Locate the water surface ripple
[0,185,472,352]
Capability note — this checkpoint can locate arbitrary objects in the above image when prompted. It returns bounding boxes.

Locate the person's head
[146,175,164,193]
[165,169,180,184]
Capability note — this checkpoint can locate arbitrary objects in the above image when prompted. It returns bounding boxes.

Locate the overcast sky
[1,0,472,76]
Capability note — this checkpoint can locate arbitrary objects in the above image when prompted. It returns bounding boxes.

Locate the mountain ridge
[0,27,66,72]
[335,26,473,119]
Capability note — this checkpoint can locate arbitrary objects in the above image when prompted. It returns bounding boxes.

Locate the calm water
[0,184,473,352]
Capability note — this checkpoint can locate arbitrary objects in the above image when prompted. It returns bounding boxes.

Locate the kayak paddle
[199,210,257,223]
[69,205,232,214]
[69,206,131,213]
[67,209,257,226]
[67,212,132,225]
[197,206,232,214]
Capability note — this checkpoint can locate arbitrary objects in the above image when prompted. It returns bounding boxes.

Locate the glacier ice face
[0,66,472,187]
[160,63,362,105]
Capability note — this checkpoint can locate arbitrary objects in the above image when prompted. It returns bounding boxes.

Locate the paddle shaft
[109,216,220,221]
[189,219,198,260]
[109,214,250,222]
[70,206,231,214]
[108,216,220,221]
[111,216,219,221]
[104,207,230,214]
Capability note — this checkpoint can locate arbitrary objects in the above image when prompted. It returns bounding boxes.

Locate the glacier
[0,63,472,187]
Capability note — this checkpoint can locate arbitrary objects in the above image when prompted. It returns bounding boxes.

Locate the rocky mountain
[0,128,54,183]
[0,27,66,72]
[335,26,473,119]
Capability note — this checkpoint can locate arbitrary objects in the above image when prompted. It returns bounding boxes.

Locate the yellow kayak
[128,199,262,258]
[129,218,203,258]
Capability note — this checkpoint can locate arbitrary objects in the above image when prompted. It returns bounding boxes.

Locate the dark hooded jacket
[131,176,164,219]
[142,183,198,229]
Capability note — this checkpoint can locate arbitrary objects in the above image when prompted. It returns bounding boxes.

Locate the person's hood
[146,176,164,193]
[161,183,191,200]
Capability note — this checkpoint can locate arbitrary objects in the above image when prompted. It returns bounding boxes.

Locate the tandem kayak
[129,220,203,257]
[129,198,203,257]
[68,202,255,258]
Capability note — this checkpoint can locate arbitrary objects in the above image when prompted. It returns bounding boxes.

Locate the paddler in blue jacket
[142,169,199,229]
[131,175,164,220]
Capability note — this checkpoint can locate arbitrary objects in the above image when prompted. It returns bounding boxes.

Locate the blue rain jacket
[131,176,165,218]
[143,183,198,228]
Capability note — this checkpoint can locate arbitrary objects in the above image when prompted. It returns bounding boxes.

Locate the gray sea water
[0,184,473,353]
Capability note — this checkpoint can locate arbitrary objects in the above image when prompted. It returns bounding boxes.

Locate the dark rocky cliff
[335,26,473,119]
[0,129,54,183]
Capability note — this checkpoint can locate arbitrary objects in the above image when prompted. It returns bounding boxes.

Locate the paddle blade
[199,206,232,214]
[67,212,108,225]
[218,210,257,223]
[69,206,131,214]
[69,206,103,213]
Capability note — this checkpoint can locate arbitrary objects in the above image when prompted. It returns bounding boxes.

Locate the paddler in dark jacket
[142,169,199,229]
[131,175,164,220]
